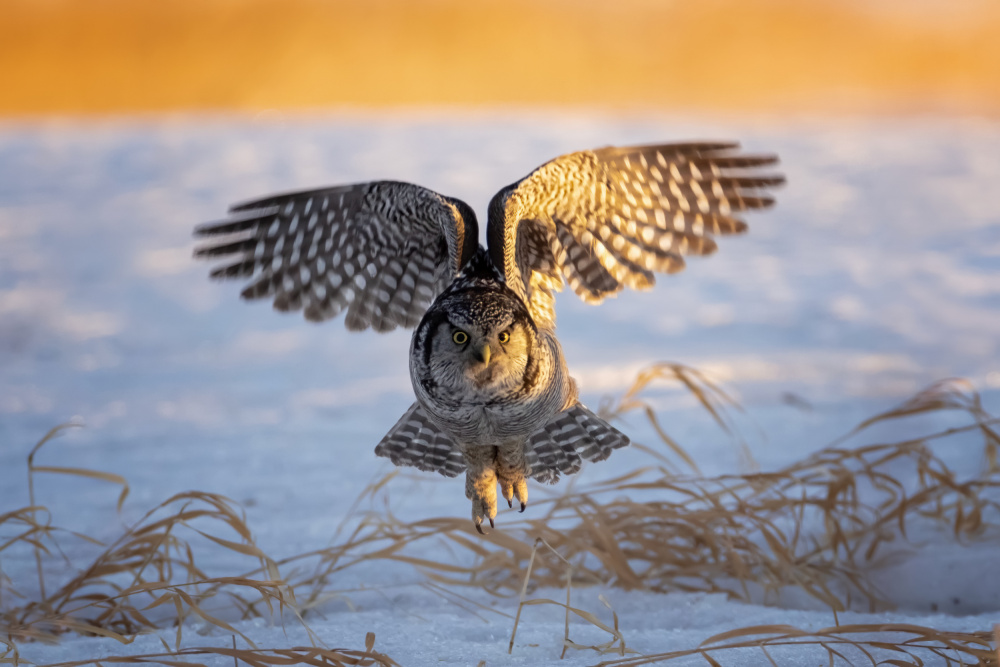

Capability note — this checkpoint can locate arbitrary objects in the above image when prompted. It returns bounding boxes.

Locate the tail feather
[374,403,466,478]
[526,403,630,484]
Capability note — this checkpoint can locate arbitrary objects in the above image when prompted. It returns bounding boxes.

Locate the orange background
[3,0,999,116]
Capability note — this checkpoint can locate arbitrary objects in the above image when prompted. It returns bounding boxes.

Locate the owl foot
[469,482,497,534]
[498,473,528,513]
[496,442,529,514]
[464,453,498,534]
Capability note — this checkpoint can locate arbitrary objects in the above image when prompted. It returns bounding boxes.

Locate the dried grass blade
[29,466,130,511]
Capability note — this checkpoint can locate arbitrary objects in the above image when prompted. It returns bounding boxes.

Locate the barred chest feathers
[409,292,574,447]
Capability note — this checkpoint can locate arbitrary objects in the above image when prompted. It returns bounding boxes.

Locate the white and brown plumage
[194,141,784,532]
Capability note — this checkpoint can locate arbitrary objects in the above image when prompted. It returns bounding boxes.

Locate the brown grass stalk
[508,537,633,658]
[593,623,997,666]
[33,633,398,667]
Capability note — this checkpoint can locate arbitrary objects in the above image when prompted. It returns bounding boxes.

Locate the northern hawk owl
[194,141,783,532]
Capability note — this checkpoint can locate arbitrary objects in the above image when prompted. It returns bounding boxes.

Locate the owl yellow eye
[452,330,468,345]
[498,331,510,344]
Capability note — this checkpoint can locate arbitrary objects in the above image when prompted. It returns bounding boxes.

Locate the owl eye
[498,331,510,344]
[452,330,468,345]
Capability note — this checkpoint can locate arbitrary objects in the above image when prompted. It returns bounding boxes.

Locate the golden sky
[4,0,999,116]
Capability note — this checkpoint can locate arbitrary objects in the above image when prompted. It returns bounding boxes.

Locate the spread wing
[486,142,784,328]
[194,181,479,332]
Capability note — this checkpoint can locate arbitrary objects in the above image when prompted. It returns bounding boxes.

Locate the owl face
[445,312,531,388]
[412,283,537,394]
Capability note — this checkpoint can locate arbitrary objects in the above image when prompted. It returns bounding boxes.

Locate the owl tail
[374,402,466,477]
[525,404,630,484]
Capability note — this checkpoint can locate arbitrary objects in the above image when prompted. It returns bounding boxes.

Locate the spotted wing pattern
[194,181,478,332]
[374,402,466,477]
[526,404,630,484]
[487,142,784,328]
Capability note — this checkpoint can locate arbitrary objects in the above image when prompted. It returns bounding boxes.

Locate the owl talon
[513,482,528,512]
[465,458,498,536]
[496,442,530,515]
[520,502,527,513]
[471,496,497,535]
[472,511,495,534]
[467,470,520,529]
[500,478,515,508]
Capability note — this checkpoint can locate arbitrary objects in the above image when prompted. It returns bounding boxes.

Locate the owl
[194,141,783,533]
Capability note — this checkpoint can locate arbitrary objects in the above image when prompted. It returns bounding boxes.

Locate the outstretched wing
[486,142,784,328]
[194,181,479,332]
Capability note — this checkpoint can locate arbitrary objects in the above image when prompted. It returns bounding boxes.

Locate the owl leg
[496,439,529,513]
[463,445,498,534]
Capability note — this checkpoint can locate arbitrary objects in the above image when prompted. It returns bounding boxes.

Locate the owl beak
[474,343,491,366]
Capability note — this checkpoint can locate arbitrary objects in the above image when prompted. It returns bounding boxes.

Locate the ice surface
[1,112,998,665]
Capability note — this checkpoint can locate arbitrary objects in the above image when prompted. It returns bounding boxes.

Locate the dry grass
[594,623,997,666]
[16,637,400,667]
[508,537,634,660]
[1,428,397,665]
[2,366,998,665]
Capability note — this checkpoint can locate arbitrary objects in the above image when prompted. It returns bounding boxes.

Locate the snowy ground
[1,112,999,665]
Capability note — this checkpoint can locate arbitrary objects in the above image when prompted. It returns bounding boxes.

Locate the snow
[1,112,998,665]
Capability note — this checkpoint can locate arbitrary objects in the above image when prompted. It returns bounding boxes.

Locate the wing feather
[195,182,478,332]
[487,142,783,328]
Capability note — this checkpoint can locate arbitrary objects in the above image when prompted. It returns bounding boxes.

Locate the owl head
[411,251,538,392]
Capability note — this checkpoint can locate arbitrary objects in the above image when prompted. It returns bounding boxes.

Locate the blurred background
[3,0,999,117]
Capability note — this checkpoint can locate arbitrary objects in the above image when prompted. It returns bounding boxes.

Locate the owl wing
[526,404,630,484]
[486,142,784,328]
[375,402,466,477]
[194,181,479,332]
